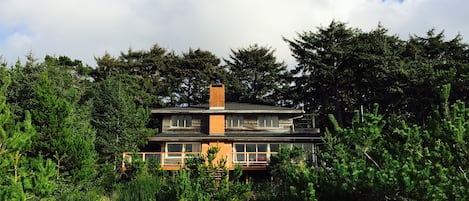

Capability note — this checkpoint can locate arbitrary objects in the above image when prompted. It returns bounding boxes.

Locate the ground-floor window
[166,142,201,158]
[233,143,280,163]
[233,143,315,163]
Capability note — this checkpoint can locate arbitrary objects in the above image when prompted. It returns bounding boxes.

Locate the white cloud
[0,0,468,67]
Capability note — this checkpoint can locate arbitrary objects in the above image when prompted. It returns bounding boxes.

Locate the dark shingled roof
[152,102,303,114]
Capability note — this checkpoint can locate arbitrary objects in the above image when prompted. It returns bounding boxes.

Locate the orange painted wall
[202,142,234,170]
[209,115,225,135]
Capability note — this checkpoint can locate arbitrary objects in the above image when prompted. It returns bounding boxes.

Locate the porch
[122,151,278,171]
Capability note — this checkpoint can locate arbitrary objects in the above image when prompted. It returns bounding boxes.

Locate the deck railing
[122,151,279,169]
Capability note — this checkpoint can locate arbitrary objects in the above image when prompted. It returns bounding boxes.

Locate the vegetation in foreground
[0,21,469,200]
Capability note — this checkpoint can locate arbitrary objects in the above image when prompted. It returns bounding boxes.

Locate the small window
[226,115,243,128]
[258,115,279,128]
[171,115,192,127]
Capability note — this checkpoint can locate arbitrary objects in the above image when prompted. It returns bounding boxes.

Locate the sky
[0,0,468,68]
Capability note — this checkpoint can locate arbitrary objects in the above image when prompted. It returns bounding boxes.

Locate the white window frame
[171,115,192,128]
[257,115,279,128]
[233,143,277,163]
[226,115,244,128]
[165,142,201,158]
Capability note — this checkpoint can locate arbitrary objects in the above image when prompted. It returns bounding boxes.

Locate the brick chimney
[209,84,225,135]
[209,84,225,109]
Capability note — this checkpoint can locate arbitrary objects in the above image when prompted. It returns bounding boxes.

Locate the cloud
[0,0,468,68]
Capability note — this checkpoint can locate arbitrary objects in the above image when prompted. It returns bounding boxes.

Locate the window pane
[171,115,192,127]
[193,144,201,152]
[257,144,267,152]
[258,117,264,127]
[171,116,178,127]
[258,115,278,128]
[167,144,183,157]
[248,153,256,161]
[270,144,279,152]
[168,144,183,152]
[258,153,267,161]
[227,115,243,128]
[246,144,256,152]
[235,144,245,152]
[233,118,239,127]
[272,116,279,127]
[236,154,245,162]
[186,116,192,127]
[185,144,192,152]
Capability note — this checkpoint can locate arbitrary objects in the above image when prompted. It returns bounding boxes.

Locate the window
[233,143,277,163]
[166,143,201,158]
[258,115,279,128]
[171,115,192,127]
[226,115,243,128]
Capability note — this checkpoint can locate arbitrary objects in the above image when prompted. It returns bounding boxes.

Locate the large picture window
[258,115,279,128]
[166,143,201,158]
[233,143,280,163]
[226,115,244,128]
[171,115,192,127]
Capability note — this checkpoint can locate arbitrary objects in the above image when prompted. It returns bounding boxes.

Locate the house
[123,84,321,172]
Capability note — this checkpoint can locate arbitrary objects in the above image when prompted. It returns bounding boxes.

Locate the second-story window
[258,115,279,128]
[226,115,243,128]
[171,115,192,127]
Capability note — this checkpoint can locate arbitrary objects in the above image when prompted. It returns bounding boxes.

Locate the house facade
[123,84,321,171]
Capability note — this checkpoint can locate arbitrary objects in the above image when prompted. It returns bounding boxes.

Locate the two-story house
[123,84,321,172]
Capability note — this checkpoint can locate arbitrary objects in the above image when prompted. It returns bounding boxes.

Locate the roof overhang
[151,109,304,114]
[147,135,321,142]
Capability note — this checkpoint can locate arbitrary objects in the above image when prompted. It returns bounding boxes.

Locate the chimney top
[209,84,225,110]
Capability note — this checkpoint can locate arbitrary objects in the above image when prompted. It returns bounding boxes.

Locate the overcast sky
[0,0,468,68]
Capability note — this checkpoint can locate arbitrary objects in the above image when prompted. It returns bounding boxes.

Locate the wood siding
[161,114,208,134]
[160,114,296,134]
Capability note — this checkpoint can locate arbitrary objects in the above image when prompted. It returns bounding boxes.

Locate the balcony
[122,151,278,170]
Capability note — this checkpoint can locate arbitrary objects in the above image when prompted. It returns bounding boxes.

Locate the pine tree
[225,44,291,105]
[91,76,153,167]
[0,75,57,200]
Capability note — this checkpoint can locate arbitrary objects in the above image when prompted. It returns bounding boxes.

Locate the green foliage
[91,76,154,166]
[0,76,57,201]
[3,20,469,201]
[114,147,253,201]
[175,48,226,105]
[31,73,96,185]
[285,21,359,126]
[224,44,291,105]
[266,146,317,201]
[167,146,252,201]
[320,102,469,200]
[285,21,469,128]
[116,173,166,201]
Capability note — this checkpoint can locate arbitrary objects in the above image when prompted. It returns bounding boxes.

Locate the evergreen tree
[93,44,182,107]
[176,48,226,105]
[319,100,469,200]
[225,44,291,105]
[402,29,469,124]
[285,21,357,126]
[91,76,153,167]
[0,75,56,201]
[30,74,96,185]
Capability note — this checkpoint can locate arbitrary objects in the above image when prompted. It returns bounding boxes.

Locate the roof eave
[151,109,304,114]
